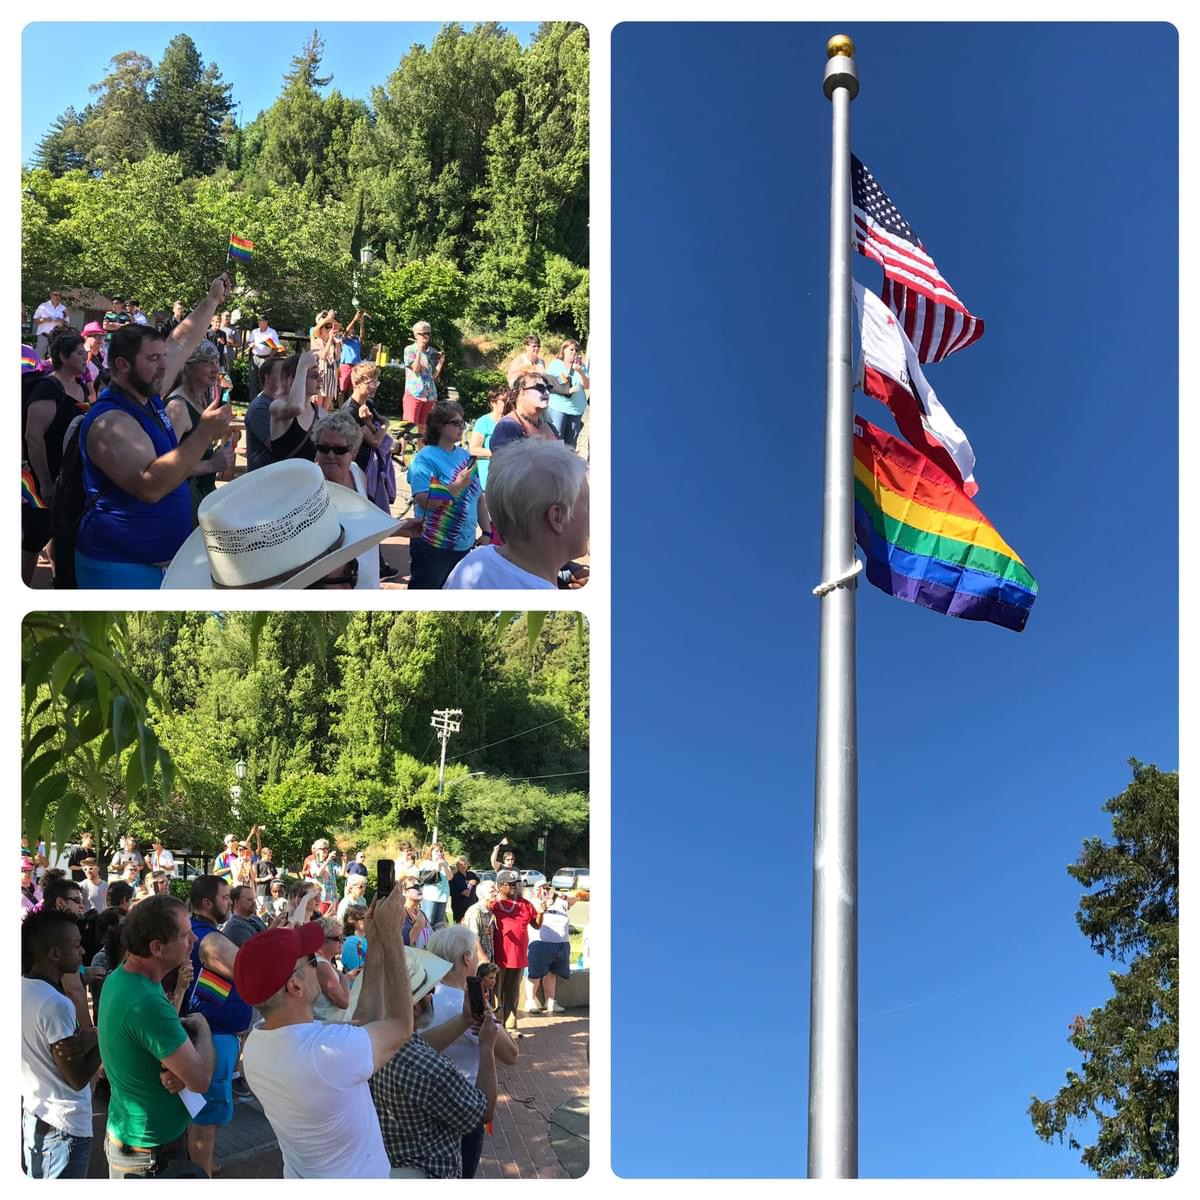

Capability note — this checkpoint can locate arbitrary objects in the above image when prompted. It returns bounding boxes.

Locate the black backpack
[50,418,93,590]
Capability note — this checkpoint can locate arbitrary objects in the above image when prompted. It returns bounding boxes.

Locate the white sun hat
[162,459,400,589]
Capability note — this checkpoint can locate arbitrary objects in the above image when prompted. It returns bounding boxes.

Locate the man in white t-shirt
[33,290,68,356]
[526,883,576,1014]
[236,887,415,1177]
[21,910,99,1177]
[445,438,589,590]
[148,838,175,878]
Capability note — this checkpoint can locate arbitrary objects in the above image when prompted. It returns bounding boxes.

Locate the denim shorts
[527,940,571,980]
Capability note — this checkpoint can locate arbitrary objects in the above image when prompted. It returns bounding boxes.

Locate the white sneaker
[546,999,564,1014]
[525,995,545,1014]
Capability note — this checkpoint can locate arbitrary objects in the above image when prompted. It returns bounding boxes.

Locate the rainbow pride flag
[853,415,1037,632]
[22,345,43,374]
[228,234,254,264]
[21,467,45,509]
[194,967,231,1003]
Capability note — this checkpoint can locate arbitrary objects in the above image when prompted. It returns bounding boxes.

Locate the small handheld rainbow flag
[194,967,231,1003]
[21,467,46,509]
[227,234,254,264]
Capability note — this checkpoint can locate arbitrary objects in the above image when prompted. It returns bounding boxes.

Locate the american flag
[851,154,984,364]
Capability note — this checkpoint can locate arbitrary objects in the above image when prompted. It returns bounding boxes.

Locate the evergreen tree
[32,106,94,176]
[83,51,155,172]
[1029,760,1178,1177]
[146,35,234,177]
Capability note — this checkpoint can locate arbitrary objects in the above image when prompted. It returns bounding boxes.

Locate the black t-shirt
[255,860,279,896]
[245,391,274,472]
[23,374,83,487]
[449,870,481,920]
[67,846,92,883]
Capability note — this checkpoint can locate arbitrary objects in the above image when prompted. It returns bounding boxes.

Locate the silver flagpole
[808,34,860,1179]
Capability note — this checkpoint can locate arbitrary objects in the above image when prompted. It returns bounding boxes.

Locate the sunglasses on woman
[315,443,352,455]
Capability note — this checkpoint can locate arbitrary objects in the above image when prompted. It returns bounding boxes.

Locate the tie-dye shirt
[408,445,481,552]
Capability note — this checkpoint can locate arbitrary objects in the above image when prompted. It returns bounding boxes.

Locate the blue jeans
[546,408,584,447]
[421,899,447,928]
[22,1112,92,1178]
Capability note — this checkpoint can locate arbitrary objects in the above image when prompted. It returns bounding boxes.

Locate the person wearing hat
[368,939,503,1178]
[74,275,237,588]
[402,320,443,439]
[488,870,546,1037]
[164,339,236,517]
[33,289,69,356]
[162,458,401,589]
[310,310,341,410]
[22,857,42,920]
[82,321,107,388]
[237,888,416,1177]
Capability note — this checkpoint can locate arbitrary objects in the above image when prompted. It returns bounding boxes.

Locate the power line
[503,770,590,783]
[446,714,570,760]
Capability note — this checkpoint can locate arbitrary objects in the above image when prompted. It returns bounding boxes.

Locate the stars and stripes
[851,154,984,363]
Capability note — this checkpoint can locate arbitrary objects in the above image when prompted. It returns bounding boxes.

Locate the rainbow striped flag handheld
[194,966,231,1003]
[227,234,254,264]
[21,467,46,509]
[853,415,1037,632]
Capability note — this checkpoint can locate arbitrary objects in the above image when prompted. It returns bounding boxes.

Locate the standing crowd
[21,827,584,1178]
[22,279,590,591]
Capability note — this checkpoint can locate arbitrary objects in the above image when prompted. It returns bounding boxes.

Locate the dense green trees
[25,23,589,352]
[1028,761,1178,1177]
[23,612,589,873]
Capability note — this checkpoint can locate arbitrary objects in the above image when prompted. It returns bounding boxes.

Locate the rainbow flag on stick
[853,415,1037,632]
[21,467,45,509]
[227,234,254,264]
[194,967,231,1003]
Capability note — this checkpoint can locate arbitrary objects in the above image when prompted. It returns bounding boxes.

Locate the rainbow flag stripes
[228,235,254,264]
[21,467,45,509]
[421,461,479,548]
[195,967,231,1003]
[853,416,1037,632]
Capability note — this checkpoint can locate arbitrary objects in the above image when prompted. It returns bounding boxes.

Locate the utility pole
[430,708,463,843]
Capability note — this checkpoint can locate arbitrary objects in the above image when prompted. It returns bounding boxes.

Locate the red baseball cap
[234,922,324,1005]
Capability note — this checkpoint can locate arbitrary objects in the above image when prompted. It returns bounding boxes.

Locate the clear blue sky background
[21,22,540,166]
[612,22,1178,1179]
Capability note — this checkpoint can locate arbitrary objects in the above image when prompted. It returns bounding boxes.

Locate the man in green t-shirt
[97,894,216,1178]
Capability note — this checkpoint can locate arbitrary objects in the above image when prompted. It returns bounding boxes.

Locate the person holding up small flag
[73,272,236,588]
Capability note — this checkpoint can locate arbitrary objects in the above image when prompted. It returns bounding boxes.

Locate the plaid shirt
[368,1034,486,1178]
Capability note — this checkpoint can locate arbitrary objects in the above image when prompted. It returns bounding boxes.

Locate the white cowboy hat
[333,948,451,1024]
[162,459,400,589]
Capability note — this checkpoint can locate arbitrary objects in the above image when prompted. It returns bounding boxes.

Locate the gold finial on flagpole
[827,35,855,59]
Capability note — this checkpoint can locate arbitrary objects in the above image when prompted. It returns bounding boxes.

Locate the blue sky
[21,22,541,166]
[612,22,1178,1179]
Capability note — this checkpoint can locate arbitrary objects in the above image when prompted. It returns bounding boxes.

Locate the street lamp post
[231,759,247,818]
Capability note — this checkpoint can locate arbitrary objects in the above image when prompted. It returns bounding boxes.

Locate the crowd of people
[22,278,591,590]
[21,828,584,1178]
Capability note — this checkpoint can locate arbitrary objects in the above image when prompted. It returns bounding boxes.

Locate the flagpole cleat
[812,557,863,597]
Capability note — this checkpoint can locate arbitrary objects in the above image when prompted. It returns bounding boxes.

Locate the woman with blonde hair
[311,915,352,1021]
[310,309,341,410]
[164,339,235,518]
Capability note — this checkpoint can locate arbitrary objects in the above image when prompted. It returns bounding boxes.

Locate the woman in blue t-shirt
[407,401,493,589]
[467,386,508,490]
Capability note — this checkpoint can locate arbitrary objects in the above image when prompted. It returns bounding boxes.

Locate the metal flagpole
[808,34,860,1179]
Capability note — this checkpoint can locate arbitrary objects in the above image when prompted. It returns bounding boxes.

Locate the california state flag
[854,281,979,497]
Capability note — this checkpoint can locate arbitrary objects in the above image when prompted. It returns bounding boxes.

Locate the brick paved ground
[78,1006,588,1178]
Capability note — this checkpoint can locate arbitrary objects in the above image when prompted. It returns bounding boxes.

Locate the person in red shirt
[487,870,545,1037]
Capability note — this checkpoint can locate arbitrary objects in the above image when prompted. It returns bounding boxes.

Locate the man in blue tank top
[184,875,251,1178]
[76,274,236,589]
